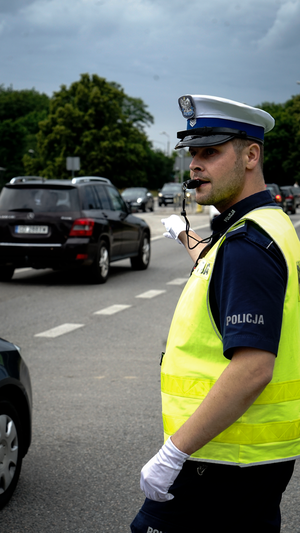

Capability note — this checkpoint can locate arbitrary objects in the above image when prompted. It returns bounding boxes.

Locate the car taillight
[275,194,282,203]
[286,195,293,200]
[69,218,95,237]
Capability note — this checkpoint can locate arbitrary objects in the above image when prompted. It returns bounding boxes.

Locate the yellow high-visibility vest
[161,207,300,465]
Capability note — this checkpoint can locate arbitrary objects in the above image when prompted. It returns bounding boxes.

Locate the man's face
[188,141,246,212]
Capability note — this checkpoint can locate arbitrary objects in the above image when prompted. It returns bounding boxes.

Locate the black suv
[0,176,151,283]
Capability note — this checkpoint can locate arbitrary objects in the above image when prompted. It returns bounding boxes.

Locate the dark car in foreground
[121,187,154,212]
[0,337,32,509]
[158,182,183,207]
[0,176,151,283]
[280,186,297,214]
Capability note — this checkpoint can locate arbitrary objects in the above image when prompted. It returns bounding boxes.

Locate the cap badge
[179,96,195,119]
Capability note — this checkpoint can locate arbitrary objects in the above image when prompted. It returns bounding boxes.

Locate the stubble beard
[196,155,245,211]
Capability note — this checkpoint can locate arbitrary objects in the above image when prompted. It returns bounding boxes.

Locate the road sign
[66,157,80,171]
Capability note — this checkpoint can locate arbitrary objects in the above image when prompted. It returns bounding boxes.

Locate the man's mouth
[193,178,210,188]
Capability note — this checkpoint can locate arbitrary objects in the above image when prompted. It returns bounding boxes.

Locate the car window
[81,185,98,210]
[0,186,80,212]
[93,184,111,210]
[106,186,127,211]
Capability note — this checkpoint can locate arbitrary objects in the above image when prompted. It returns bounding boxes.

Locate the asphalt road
[1,203,299,532]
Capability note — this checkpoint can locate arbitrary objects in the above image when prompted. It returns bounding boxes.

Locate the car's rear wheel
[0,266,15,282]
[0,401,23,509]
[131,233,150,270]
[89,240,110,283]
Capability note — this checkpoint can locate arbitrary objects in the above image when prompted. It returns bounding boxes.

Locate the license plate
[15,225,49,234]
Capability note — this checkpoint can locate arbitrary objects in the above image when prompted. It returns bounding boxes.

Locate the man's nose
[190,157,203,171]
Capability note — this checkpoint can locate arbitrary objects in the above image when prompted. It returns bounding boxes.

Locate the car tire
[130,232,150,270]
[0,266,15,282]
[89,240,110,283]
[0,401,23,510]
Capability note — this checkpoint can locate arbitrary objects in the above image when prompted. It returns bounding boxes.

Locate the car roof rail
[10,176,45,184]
[71,176,112,185]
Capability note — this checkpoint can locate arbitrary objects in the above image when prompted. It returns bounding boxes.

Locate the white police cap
[175,95,275,149]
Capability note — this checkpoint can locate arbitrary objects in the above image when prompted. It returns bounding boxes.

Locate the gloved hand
[161,215,194,245]
[140,437,190,502]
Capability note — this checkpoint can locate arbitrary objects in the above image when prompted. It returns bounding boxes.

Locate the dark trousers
[130,459,295,533]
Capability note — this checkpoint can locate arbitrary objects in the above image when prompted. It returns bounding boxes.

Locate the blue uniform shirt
[209,190,287,359]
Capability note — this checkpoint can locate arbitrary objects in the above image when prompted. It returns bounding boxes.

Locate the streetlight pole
[160,131,170,156]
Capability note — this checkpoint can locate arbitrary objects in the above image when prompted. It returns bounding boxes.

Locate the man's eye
[206,148,216,155]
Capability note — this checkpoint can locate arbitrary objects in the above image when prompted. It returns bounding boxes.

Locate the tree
[0,120,27,183]
[282,94,300,185]
[24,74,157,187]
[0,85,50,184]
[259,96,300,185]
[143,145,176,190]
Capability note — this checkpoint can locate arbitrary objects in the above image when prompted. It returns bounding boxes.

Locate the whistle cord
[180,185,223,274]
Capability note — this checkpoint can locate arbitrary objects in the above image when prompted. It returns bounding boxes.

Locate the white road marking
[136,289,166,299]
[94,304,132,315]
[35,323,84,338]
[167,278,188,285]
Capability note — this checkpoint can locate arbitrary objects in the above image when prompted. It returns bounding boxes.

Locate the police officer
[130,95,300,533]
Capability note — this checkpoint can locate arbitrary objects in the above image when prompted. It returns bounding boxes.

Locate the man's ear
[246,143,260,169]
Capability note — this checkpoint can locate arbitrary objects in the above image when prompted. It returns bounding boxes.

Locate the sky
[1,0,300,152]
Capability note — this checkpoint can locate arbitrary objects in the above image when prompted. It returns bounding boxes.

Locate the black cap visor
[175,133,235,149]
[174,126,253,150]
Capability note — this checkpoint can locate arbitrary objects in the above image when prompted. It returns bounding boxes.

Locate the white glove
[161,215,187,245]
[140,437,189,502]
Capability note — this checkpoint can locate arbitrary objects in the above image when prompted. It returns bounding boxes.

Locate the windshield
[0,187,80,212]
[122,188,146,197]
[162,184,182,192]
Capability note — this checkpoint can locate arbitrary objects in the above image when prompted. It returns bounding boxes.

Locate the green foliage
[25,74,158,187]
[0,119,27,182]
[260,95,300,185]
[0,85,49,122]
[144,146,176,190]
[0,85,50,184]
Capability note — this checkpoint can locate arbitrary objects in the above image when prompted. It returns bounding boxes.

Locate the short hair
[232,137,264,172]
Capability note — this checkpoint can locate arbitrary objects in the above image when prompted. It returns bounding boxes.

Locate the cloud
[0,0,299,148]
[257,0,300,49]
[0,0,35,14]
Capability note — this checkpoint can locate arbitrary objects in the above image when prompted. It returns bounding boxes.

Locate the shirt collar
[211,190,277,235]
